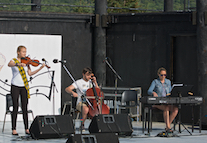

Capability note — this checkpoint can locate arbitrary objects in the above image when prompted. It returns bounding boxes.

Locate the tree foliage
[107,0,141,13]
[0,0,196,14]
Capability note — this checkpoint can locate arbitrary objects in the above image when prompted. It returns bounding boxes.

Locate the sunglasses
[160,74,166,77]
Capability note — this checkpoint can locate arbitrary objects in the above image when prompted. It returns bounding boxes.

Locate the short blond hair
[157,67,167,75]
[17,45,26,52]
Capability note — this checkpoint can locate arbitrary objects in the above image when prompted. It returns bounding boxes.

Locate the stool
[75,110,80,119]
[142,106,152,133]
[62,101,72,115]
[62,100,81,120]
[142,106,163,133]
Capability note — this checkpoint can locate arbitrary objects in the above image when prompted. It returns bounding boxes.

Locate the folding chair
[2,94,34,132]
[117,90,139,121]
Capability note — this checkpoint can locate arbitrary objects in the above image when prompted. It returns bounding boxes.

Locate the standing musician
[8,45,45,135]
[147,67,178,133]
[65,67,99,131]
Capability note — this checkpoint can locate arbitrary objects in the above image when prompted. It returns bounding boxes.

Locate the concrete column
[164,0,173,12]
[197,0,207,119]
[93,0,107,86]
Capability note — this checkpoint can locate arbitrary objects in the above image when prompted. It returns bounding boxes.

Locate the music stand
[171,85,193,135]
[171,84,193,97]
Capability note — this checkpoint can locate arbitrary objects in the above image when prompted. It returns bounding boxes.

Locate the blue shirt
[147,78,172,97]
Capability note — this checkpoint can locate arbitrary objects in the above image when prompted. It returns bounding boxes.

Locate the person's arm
[147,80,158,97]
[8,60,26,67]
[166,79,172,96]
[169,80,172,92]
[91,76,99,88]
[27,64,45,76]
[65,84,78,97]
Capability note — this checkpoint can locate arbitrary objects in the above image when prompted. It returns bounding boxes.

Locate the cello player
[65,67,99,131]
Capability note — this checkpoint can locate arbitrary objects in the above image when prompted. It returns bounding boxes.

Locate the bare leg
[163,110,167,127]
[12,130,18,135]
[169,106,178,125]
[25,129,30,134]
[153,105,171,129]
[82,106,89,125]
[163,110,171,129]
[76,103,89,126]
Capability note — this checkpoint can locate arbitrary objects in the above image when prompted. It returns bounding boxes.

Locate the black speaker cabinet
[67,133,119,143]
[89,114,133,136]
[29,115,74,139]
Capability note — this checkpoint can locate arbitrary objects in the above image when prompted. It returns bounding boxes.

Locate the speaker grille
[67,133,119,143]
[89,114,133,136]
[29,115,74,139]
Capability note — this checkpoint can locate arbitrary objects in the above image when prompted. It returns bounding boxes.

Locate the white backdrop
[0,34,62,121]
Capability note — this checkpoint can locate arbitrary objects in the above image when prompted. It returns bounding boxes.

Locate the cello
[86,76,110,118]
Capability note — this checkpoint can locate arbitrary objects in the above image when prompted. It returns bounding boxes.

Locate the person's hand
[152,92,158,97]
[18,63,26,67]
[166,93,171,96]
[91,76,97,83]
[91,75,99,88]
[40,63,45,69]
[72,92,78,97]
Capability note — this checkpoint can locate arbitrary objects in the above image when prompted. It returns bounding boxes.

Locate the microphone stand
[60,62,94,135]
[50,71,58,115]
[105,58,122,114]
[43,60,58,115]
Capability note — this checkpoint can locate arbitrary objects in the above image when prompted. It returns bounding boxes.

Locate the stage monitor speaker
[66,133,119,143]
[89,114,133,136]
[29,114,74,139]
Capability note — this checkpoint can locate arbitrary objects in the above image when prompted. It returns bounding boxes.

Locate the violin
[21,57,50,68]
[86,75,110,118]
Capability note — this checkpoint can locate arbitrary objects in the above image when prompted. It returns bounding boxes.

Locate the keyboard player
[147,67,178,133]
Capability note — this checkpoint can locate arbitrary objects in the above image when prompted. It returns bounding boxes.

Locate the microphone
[42,58,46,62]
[105,57,109,62]
[103,57,108,63]
[53,59,66,64]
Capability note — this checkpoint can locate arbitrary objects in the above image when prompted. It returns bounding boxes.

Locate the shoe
[165,128,173,133]
[25,129,30,135]
[12,133,19,136]
[25,132,30,135]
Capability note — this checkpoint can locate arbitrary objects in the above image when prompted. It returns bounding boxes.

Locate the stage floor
[0,119,207,143]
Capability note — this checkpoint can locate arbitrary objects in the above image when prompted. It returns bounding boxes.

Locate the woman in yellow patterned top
[8,46,45,135]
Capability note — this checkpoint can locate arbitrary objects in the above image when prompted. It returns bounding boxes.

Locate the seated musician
[65,67,99,131]
[147,67,178,133]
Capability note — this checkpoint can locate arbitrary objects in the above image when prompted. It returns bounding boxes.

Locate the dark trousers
[11,85,28,130]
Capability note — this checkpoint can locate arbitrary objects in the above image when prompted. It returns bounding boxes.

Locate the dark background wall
[0,11,198,123]
[106,12,197,123]
[106,12,196,93]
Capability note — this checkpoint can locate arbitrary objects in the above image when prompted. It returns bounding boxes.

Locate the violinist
[65,67,99,131]
[8,45,45,135]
